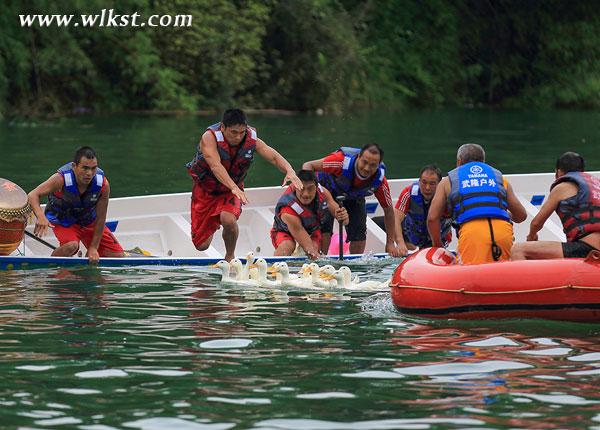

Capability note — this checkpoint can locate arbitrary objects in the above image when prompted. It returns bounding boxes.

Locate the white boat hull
[5,171,598,267]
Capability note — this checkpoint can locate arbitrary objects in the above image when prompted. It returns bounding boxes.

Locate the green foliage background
[2,0,599,117]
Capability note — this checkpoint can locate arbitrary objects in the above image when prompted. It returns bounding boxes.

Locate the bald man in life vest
[187,109,302,261]
[427,143,526,264]
[511,152,600,260]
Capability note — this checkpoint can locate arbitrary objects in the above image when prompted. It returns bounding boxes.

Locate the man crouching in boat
[302,144,402,257]
[187,109,302,261]
[427,144,526,264]
[394,165,453,256]
[28,146,124,264]
[271,169,349,259]
[511,152,600,260]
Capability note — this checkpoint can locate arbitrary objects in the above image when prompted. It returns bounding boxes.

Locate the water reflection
[0,265,597,429]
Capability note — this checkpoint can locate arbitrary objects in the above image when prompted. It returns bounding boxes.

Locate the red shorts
[270,228,322,250]
[53,222,123,256]
[191,182,242,247]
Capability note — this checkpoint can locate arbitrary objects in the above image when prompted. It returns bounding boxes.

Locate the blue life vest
[448,162,510,224]
[551,171,600,241]
[45,163,105,227]
[317,147,385,200]
[402,182,452,248]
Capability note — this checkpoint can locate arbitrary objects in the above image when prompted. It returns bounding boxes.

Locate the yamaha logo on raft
[470,165,483,174]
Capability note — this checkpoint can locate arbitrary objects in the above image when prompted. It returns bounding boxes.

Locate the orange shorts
[457,218,514,265]
[53,222,123,256]
[191,183,242,248]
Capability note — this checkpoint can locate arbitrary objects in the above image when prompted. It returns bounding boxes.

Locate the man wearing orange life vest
[427,143,526,264]
[187,109,302,261]
[511,152,600,260]
[271,169,349,259]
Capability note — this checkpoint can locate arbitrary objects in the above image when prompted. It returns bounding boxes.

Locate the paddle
[24,230,56,250]
[335,195,346,260]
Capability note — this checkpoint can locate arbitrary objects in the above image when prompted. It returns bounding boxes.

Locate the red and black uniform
[186,123,258,248]
[552,172,600,258]
[270,184,328,249]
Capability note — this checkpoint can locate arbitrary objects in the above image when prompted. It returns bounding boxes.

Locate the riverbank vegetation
[2,0,599,117]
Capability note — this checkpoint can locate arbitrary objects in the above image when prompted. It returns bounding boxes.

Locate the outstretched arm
[28,173,63,237]
[255,139,303,190]
[526,182,575,241]
[281,213,319,260]
[86,181,111,264]
[505,182,527,223]
[302,158,324,172]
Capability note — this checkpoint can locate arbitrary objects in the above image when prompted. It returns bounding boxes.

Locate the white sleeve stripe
[291,202,304,215]
[399,192,410,212]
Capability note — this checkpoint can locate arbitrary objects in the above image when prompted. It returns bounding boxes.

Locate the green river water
[0,109,599,429]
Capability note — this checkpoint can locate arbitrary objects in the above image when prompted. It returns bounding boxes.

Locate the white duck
[333,267,389,291]
[307,263,336,289]
[253,258,282,287]
[222,258,261,286]
[230,258,259,281]
[211,260,233,282]
[271,262,313,288]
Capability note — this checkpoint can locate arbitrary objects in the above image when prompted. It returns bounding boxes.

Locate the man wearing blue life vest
[271,170,349,259]
[187,109,302,261]
[427,143,526,264]
[394,165,452,255]
[302,144,402,257]
[511,152,600,260]
[28,146,124,264]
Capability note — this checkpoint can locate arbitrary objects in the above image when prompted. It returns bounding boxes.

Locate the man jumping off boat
[187,108,302,261]
[271,169,349,259]
[28,146,124,263]
[302,143,402,257]
[511,152,600,260]
[427,143,526,264]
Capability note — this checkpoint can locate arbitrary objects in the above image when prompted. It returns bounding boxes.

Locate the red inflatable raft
[390,247,600,322]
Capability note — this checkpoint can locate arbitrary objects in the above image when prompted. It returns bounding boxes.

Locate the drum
[0,179,31,255]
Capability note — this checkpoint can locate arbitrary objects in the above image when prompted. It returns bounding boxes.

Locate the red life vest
[551,171,600,241]
[273,184,328,235]
[186,122,257,195]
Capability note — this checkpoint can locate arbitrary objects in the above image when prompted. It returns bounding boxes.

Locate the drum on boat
[0,179,31,255]
[390,247,600,322]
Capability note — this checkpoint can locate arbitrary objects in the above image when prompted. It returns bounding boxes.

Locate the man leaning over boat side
[427,143,526,264]
[302,143,402,257]
[271,169,349,259]
[511,152,600,260]
[393,164,453,256]
[186,108,302,261]
[28,146,125,264]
